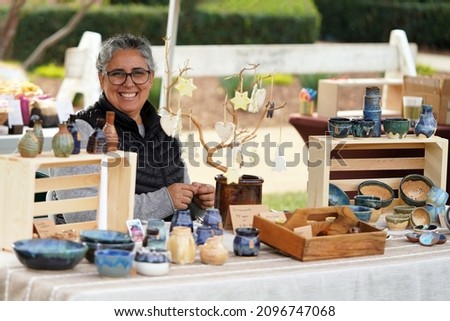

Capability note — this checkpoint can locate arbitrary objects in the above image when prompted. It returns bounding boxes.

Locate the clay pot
[52,123,74,157]
[32,118,44,154]
[200,235,228,265]
[166,226,196,265]
[18,129,40,158]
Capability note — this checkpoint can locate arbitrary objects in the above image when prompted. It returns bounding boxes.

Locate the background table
[1,221,450,301]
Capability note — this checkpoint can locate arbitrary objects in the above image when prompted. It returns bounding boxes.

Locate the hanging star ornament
[175,76,197,97]
[224,167,241,184]
[230,90,251,111]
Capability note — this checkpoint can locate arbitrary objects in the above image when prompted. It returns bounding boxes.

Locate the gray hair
[96,33,157,74]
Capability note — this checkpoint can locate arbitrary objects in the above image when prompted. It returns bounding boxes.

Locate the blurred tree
[0,0,26,60]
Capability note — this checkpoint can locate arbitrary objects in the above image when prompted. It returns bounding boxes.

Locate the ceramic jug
[52,122,74,157]
[167,226,196,265]
[200,235,229,265]
[414,104,437,138]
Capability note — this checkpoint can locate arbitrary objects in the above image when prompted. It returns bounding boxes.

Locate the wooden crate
[253,207,386,261]
[0,151,137,249]
[306,135,448,211]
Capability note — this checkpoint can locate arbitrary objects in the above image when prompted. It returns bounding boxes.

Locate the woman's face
[99,49,154,120]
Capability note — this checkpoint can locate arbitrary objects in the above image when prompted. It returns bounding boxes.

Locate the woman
[52,33,215,223]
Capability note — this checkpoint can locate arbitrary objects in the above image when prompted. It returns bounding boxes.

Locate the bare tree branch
[22,0,96,70]
[0,0,27,60]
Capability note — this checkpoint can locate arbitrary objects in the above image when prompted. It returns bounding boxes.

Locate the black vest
[76,94,185,194]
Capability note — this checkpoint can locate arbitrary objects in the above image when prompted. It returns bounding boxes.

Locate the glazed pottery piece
[414,224,438,234]
[327,117,352,138]
[399,174,434,207]
[385,214,410,231]
[67,114,81,154]
[202,208,224,235]
[134,248,171,276]
[328,183,350,206]
[167,226,196,264]
[143,219,167,250]
[354,195,382,210]
[410,207,431,227]
[363,86,382,137]
[414,104,437,138]
[200,235,229,265]
[348,205,372,222]
[80,229,132,244]
[424,204,445,225]
[383,117,410,139]
[84,240,135,264]
[393,205,416,215]
[195,225,213,246]
[32,118,44,154]
[103,111,119,152]
[52,122,74,157]
[95,249,134,278]
[351,118,374,138]
[405,232,421,243]
[436,233,447,244]
[18,129,39,158]
[233,227,260,256]
[426,186,449,207]
[357,180,394,208]
[87,118,107,154]
[419,232,439,246]
[170,209,193,232]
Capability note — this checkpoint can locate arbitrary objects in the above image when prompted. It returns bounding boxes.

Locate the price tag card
[258,211,287,224]
[229,204,269,232]
[33,218,56,238]
[293,225,313,238]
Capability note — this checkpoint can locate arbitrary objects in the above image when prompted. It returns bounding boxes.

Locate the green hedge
[314,0,450,48]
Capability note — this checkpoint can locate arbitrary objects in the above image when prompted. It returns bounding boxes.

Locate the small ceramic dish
[419,232,439,246]
[399,174,434,207]
[328,183,350,206]
[413,224,438,234]
[385,214,410,231]
[347,205,372,222]
[134,248,171,276]
[405,232,421,243]
[410,207,431,227]
[358,180,394,208]
[95,249,134,278]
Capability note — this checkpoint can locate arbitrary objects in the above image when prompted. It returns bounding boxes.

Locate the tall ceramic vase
[214,174,264,230]
[414,104,437,138]
[32,118,44,154]
[52,123,74,157]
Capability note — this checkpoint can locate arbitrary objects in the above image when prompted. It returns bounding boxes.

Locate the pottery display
[167,226,196,264]
[419,232,439,246]
[414,104,437,138]
[351,118,374,138]
[347,205,372,222]
[399,174,434,207]
[233,227,260,257]
[52,122,74,157]
[393,205,416,215]
[67,114,81,154]
[200,235,229,265]
[327,117,352,138]
[103,111,119,152]
[87,118,107,154]
[18,129,40,158]
[413,224,438,234]
[383,117,409,139]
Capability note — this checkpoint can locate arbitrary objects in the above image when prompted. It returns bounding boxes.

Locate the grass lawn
[262,191,307,212]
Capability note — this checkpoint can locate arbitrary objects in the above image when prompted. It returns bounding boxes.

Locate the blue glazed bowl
[328,183,350,206]
[95,249,134,278]
[383,118,410,139]
[351,118,374,138]
[354,195,382,210]
[79,229,132,244]
[348,205,372,222]
[328,117,352,138]
[83,240,135,264]
[12,238,88,270]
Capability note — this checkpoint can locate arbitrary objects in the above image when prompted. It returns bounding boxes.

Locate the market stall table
[1,223,450,301]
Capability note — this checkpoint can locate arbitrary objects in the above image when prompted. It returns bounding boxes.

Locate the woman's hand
[191,182,215,209]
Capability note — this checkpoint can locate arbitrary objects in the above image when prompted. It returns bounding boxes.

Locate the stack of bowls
[79,229,135,263]
[424,186,449,224]
[354,195,382,223]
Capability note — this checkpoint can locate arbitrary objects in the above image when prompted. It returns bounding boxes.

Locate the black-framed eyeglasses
[106,68,151,85]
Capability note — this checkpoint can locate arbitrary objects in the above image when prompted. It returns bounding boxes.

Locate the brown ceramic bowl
[399,174,434,207]
[357,180,394,208]
[410,207,431,227]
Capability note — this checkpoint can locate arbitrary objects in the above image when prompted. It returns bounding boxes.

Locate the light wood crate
[0,151,137,249]
[307,135,448,210]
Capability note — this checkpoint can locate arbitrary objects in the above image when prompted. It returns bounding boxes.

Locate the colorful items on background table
[299,87,317,116]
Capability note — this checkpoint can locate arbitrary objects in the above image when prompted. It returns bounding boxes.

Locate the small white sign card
[229,204,269,232]
[258,211,287,223]
[4,98,23,127]
[56,99,74,123]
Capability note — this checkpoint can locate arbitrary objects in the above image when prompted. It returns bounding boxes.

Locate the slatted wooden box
[253,207,386,261]
[0,151,137,249]
[306,135,448,212]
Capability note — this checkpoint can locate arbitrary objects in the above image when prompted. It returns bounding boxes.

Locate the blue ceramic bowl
[354,195,382,210]
[383,117,410,139]
[12,238,88,270]
[328,117,352,138]
[328,183,350,206]
[351,118,374,138]
[358,180,394,208]
[84,240,135,263]
[426,186,449,207]
[348,205,372,222]
[95,249,134,278]
[79,229,132,244]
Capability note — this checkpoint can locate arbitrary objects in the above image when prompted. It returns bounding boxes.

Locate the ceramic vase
[200,235,229,265]
[103,111,119,152]
[214,174,263,230]
[67,114,81,154]
[87,118,107,154]
[195,225,213,246]
[170,209,194,232]
[363,86,382,137]
[18,129,40,158]
[167,226,196,265]
[414,104,437,138]
[32,118,44,154]
[52,123,74,157]
[202,208,224,235]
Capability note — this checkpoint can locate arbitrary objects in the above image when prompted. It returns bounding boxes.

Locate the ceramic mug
[233,227,261,256]
[426,186,449,207]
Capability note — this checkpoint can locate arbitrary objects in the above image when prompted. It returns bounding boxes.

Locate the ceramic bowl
[357,180,394,208]
[328,183,350,206]
[410,207,431,227]
[79,229,132,244]
[426,186,449,207]
[348,205,372,222]
[134,248,171,276]
[405,232,421,243]
[95,249,134,278]
[12,238,88,270]
[436,233,447,244]
[354,195,382,210]
[399,174,434,207]
[419,232,439,246]
[328,117,352,138]
[393,205,416,215]
[83,240,135,263]
[413,224,438,234]
[383,117,410,139]
[351,118,374,138]
[385,214,410,231]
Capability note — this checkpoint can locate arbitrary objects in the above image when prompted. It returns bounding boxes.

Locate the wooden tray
[253,206,386,261]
